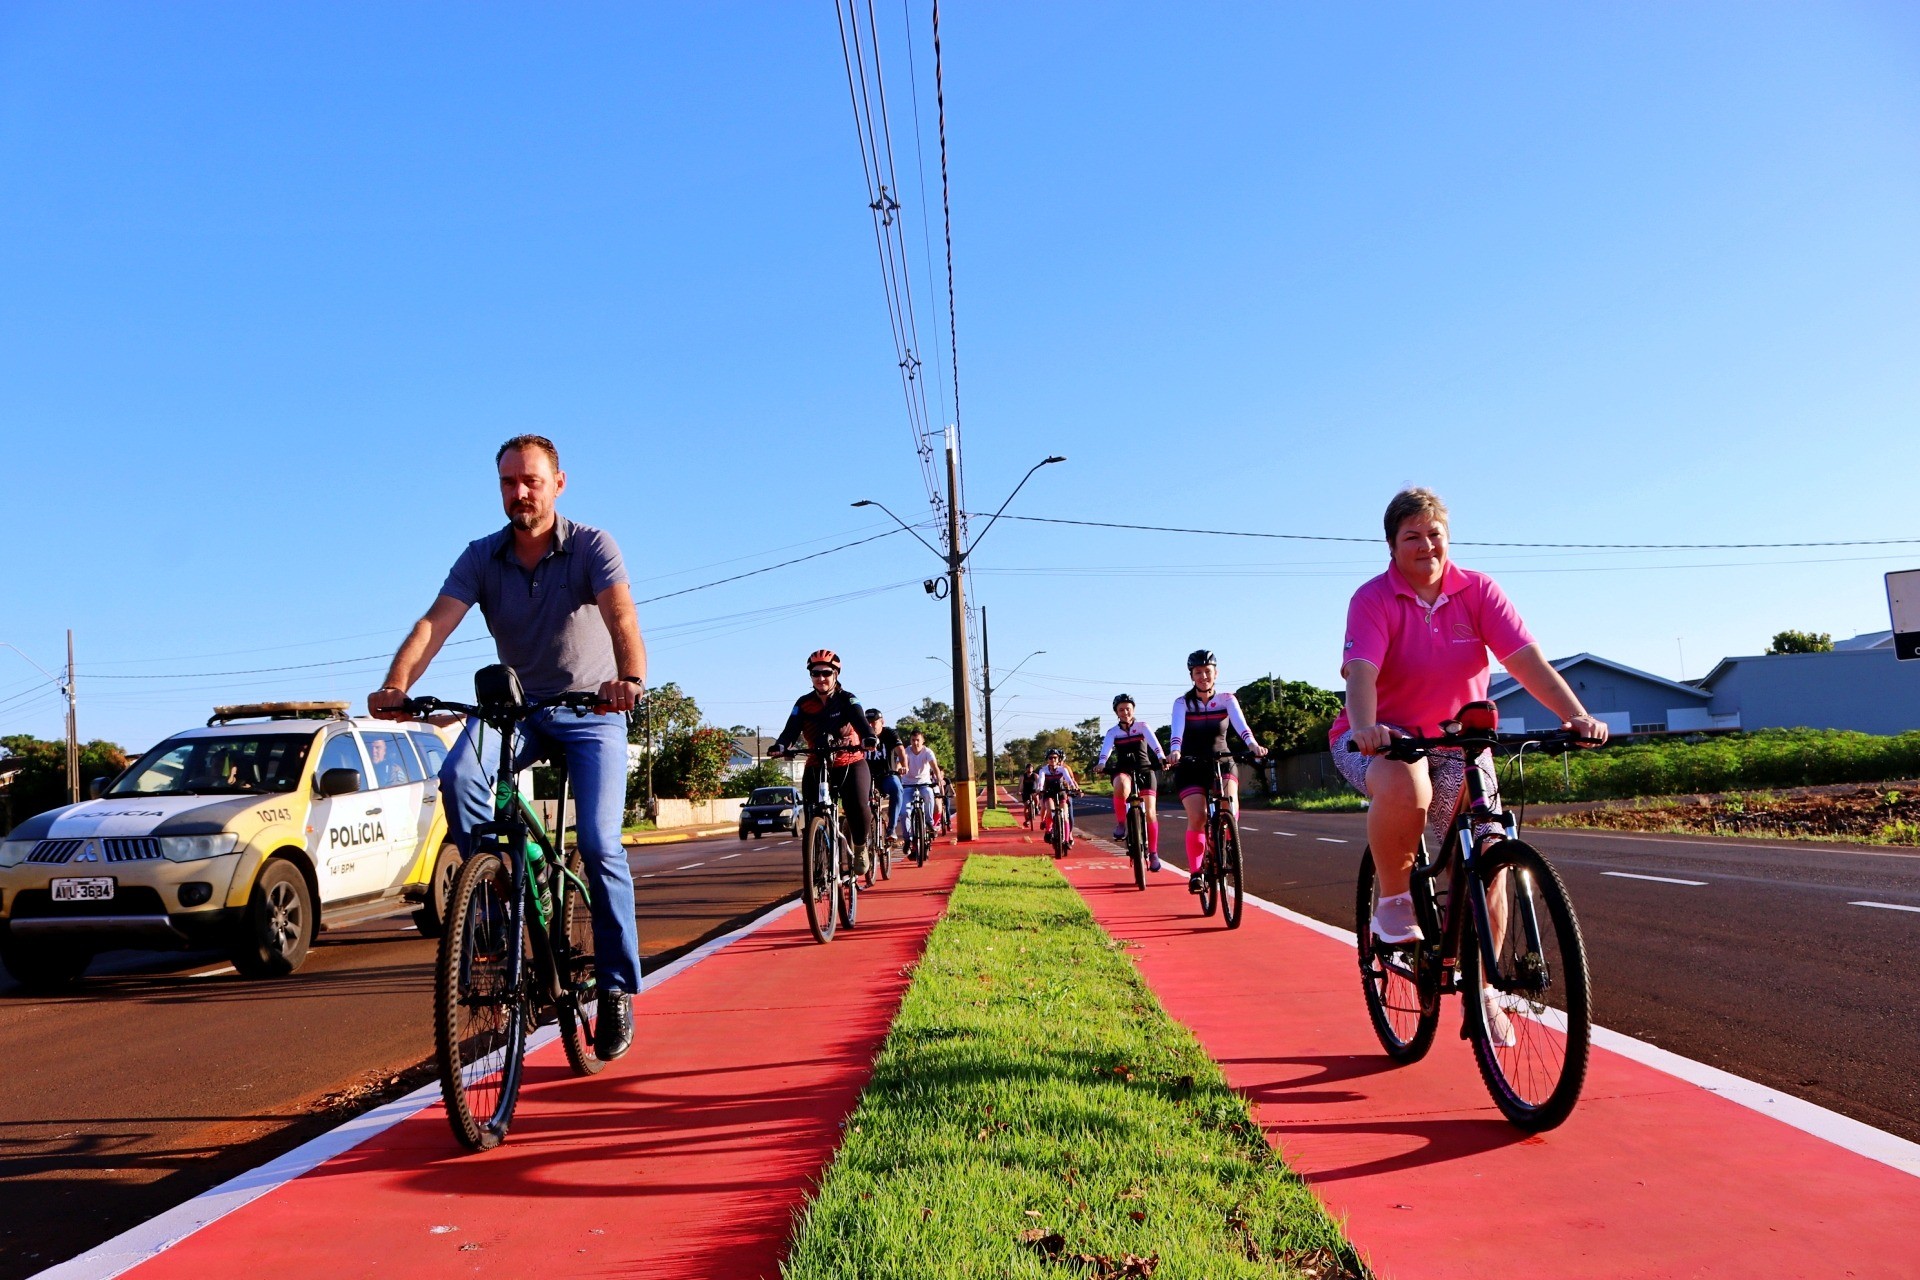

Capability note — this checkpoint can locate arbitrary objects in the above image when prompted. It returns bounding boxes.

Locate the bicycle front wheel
[554,852,605,1077]
[1219,812,1245,928]
[1461,839,1591,1131]
[1355,847,1439,1064]
[435,851,529,1151]
[803,815,837,943]
[1127,803,1147,890]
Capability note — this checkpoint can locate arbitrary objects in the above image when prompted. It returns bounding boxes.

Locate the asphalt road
[0,828,807,1280]
[1074,798,1920,1144]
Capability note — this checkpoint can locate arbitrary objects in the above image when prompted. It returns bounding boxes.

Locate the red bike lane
[59,851,964,1280]
[1057,849,1920,1280]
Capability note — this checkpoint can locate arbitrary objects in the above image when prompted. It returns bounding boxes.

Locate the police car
[0,702,462,989]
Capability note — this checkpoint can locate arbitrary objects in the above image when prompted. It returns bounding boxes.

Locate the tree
[1233,677,1345,755]
[1768,630,1833,655]
[627,682,703,809]
[653,726,736,801]
[1,735,129,831]
[1070,717,1103,776]
[725,760,791,797]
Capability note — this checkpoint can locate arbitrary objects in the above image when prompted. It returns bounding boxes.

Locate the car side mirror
[318,768,362,797]
[88,777,109,799]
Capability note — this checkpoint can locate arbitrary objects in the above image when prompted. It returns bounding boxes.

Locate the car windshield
[750,788,796,805]
[110,734,314,796]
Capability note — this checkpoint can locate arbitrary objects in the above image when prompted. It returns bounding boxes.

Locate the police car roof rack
[208,701,352,726]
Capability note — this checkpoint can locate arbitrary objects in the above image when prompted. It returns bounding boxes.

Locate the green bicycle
[397,670,610,1151]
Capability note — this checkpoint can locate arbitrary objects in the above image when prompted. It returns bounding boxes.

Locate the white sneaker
[1369,892,1423,945]
[1481,988,1518,1048]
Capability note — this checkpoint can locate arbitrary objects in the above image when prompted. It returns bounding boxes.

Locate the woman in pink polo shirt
[1333,488,1606,946]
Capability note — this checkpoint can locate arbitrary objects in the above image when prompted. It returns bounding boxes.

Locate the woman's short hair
[1383,487,1449,544]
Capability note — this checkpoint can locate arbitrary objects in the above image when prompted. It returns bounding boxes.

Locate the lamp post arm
[956,456,1065,564]
[850,500,946,561]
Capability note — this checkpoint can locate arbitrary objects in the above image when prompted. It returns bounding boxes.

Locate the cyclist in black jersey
[768,649,877,874]
[865,708,906,847]
[1165,650,1267,893]
[1097,693,1165,869]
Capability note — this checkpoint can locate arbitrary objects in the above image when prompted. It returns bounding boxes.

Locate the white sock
[1376,891,1412,909]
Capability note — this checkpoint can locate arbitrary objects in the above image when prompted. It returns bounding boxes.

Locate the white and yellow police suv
[0,702,464,989]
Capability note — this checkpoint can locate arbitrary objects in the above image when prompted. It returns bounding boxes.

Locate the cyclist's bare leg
[1363,755,1431,898]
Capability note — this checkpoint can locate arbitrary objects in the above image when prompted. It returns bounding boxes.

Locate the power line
[967,512,1920,552]
[633,527,909,605]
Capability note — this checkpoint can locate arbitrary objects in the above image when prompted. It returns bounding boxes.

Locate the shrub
[1504,728,1920,802]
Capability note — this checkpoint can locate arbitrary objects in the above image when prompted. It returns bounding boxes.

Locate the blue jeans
[875,774,902,835]
[894,783,935,839]
[440,709,643,993]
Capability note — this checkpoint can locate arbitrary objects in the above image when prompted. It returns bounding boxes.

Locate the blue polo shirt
[439,514,630,699]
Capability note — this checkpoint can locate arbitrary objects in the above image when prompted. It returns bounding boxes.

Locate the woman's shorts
[1173,755,1230,799]
[1331,728,1501,855]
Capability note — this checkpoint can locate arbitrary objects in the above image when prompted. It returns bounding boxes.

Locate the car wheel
[739,825,750,841]
[0,928,93,992]
[410,842,460,938]
[229,858,316,979]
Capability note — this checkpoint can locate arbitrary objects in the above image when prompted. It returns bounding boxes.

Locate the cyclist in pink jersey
[1334,488,1607,953]
[1166,650,1267,894]
[1096,693,1165,869]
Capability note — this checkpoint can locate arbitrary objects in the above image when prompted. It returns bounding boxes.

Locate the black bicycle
[1190,749,1256,927]
[1043,782,1078,857]
[1116,762,1157,890]
[865,775,891,885]
[1347,702,1595,1131]
[904,782,933,867]
[395,671,610,1152]
[771,742,861,943]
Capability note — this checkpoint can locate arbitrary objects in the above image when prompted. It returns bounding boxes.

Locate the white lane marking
[1141,858,1920,1179]
[676,862,704,871]
[43,895,808,1280]
[1602,871,1708,887]
[719,852,743,860]
[1850,900,1920,914]
[1315,837,1348,844]
[1275,831,1297,838]
[183,964,236,980]
[640,872,656,879]
[1537,826,1920,860]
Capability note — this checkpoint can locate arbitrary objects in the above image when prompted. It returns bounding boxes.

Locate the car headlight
[159,833,240,862]
[0,840,36,868]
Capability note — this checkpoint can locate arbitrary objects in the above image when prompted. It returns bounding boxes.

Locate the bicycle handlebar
[394,691,609,721]
[1345,728,1602,761]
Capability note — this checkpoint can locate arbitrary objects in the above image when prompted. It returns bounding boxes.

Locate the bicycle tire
[836,830,860,929]
[1460,839,1591,1131]
[802,815,837,943]
[1355,846,1440,1064]
[1197,816,1219,916]
[554,851,605,1077]
[1127,802,1147,890]
[435,850,529,1151]
[1219,812,1245,928]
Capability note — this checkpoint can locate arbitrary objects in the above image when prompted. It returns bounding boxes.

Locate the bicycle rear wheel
[1219,812,1245,928]
[1355,847,1440,1064]
[802,815,837,943]
[1127,803,1147,890]
[1461,839,1591,1131]
[554,852,605,1077]
[435,850,529,1151]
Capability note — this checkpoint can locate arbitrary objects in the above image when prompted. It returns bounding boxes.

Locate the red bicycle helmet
[806,648,841,674]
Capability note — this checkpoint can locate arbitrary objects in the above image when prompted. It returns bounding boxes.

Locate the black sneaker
[1188,873,1204,894]
[595,988,634,1061]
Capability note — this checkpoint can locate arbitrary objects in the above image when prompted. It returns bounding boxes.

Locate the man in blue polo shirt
[370,434,648,1059]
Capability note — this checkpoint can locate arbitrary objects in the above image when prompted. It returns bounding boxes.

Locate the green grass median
[783,856,1363,1280]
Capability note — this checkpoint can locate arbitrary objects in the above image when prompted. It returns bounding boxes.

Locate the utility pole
[65,630,78,803]
[980,607,995,809]
[944,429,979,839]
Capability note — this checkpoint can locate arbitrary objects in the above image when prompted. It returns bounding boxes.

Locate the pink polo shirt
[1330,561,1535,741]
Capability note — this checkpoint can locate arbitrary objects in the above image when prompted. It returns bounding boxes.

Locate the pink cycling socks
[1112,794,1127,824]
[1147,814,1159,855]
[1184,827,1206,874]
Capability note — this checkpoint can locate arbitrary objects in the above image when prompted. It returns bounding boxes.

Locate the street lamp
[853,451,1066,838]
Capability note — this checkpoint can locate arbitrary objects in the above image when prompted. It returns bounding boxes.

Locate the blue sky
[4,2,1919,752]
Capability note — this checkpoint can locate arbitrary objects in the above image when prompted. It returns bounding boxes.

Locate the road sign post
[1887,570,1920,662]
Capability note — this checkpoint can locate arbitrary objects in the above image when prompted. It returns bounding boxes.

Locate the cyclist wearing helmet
[1166,650,1267,893]
[1019,762,1040,827]
[865,707,906,847]
[894,727,945,844]
[1096,694,1165,869]
[1032,747,1080,840]
[769,649,878,874]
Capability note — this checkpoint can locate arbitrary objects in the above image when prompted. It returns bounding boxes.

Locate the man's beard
[509,507,539,531]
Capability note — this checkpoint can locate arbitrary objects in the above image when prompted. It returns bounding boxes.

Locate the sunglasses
[809,669,836,678]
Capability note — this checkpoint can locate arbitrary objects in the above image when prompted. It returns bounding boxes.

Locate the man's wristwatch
[619,674,645,687]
